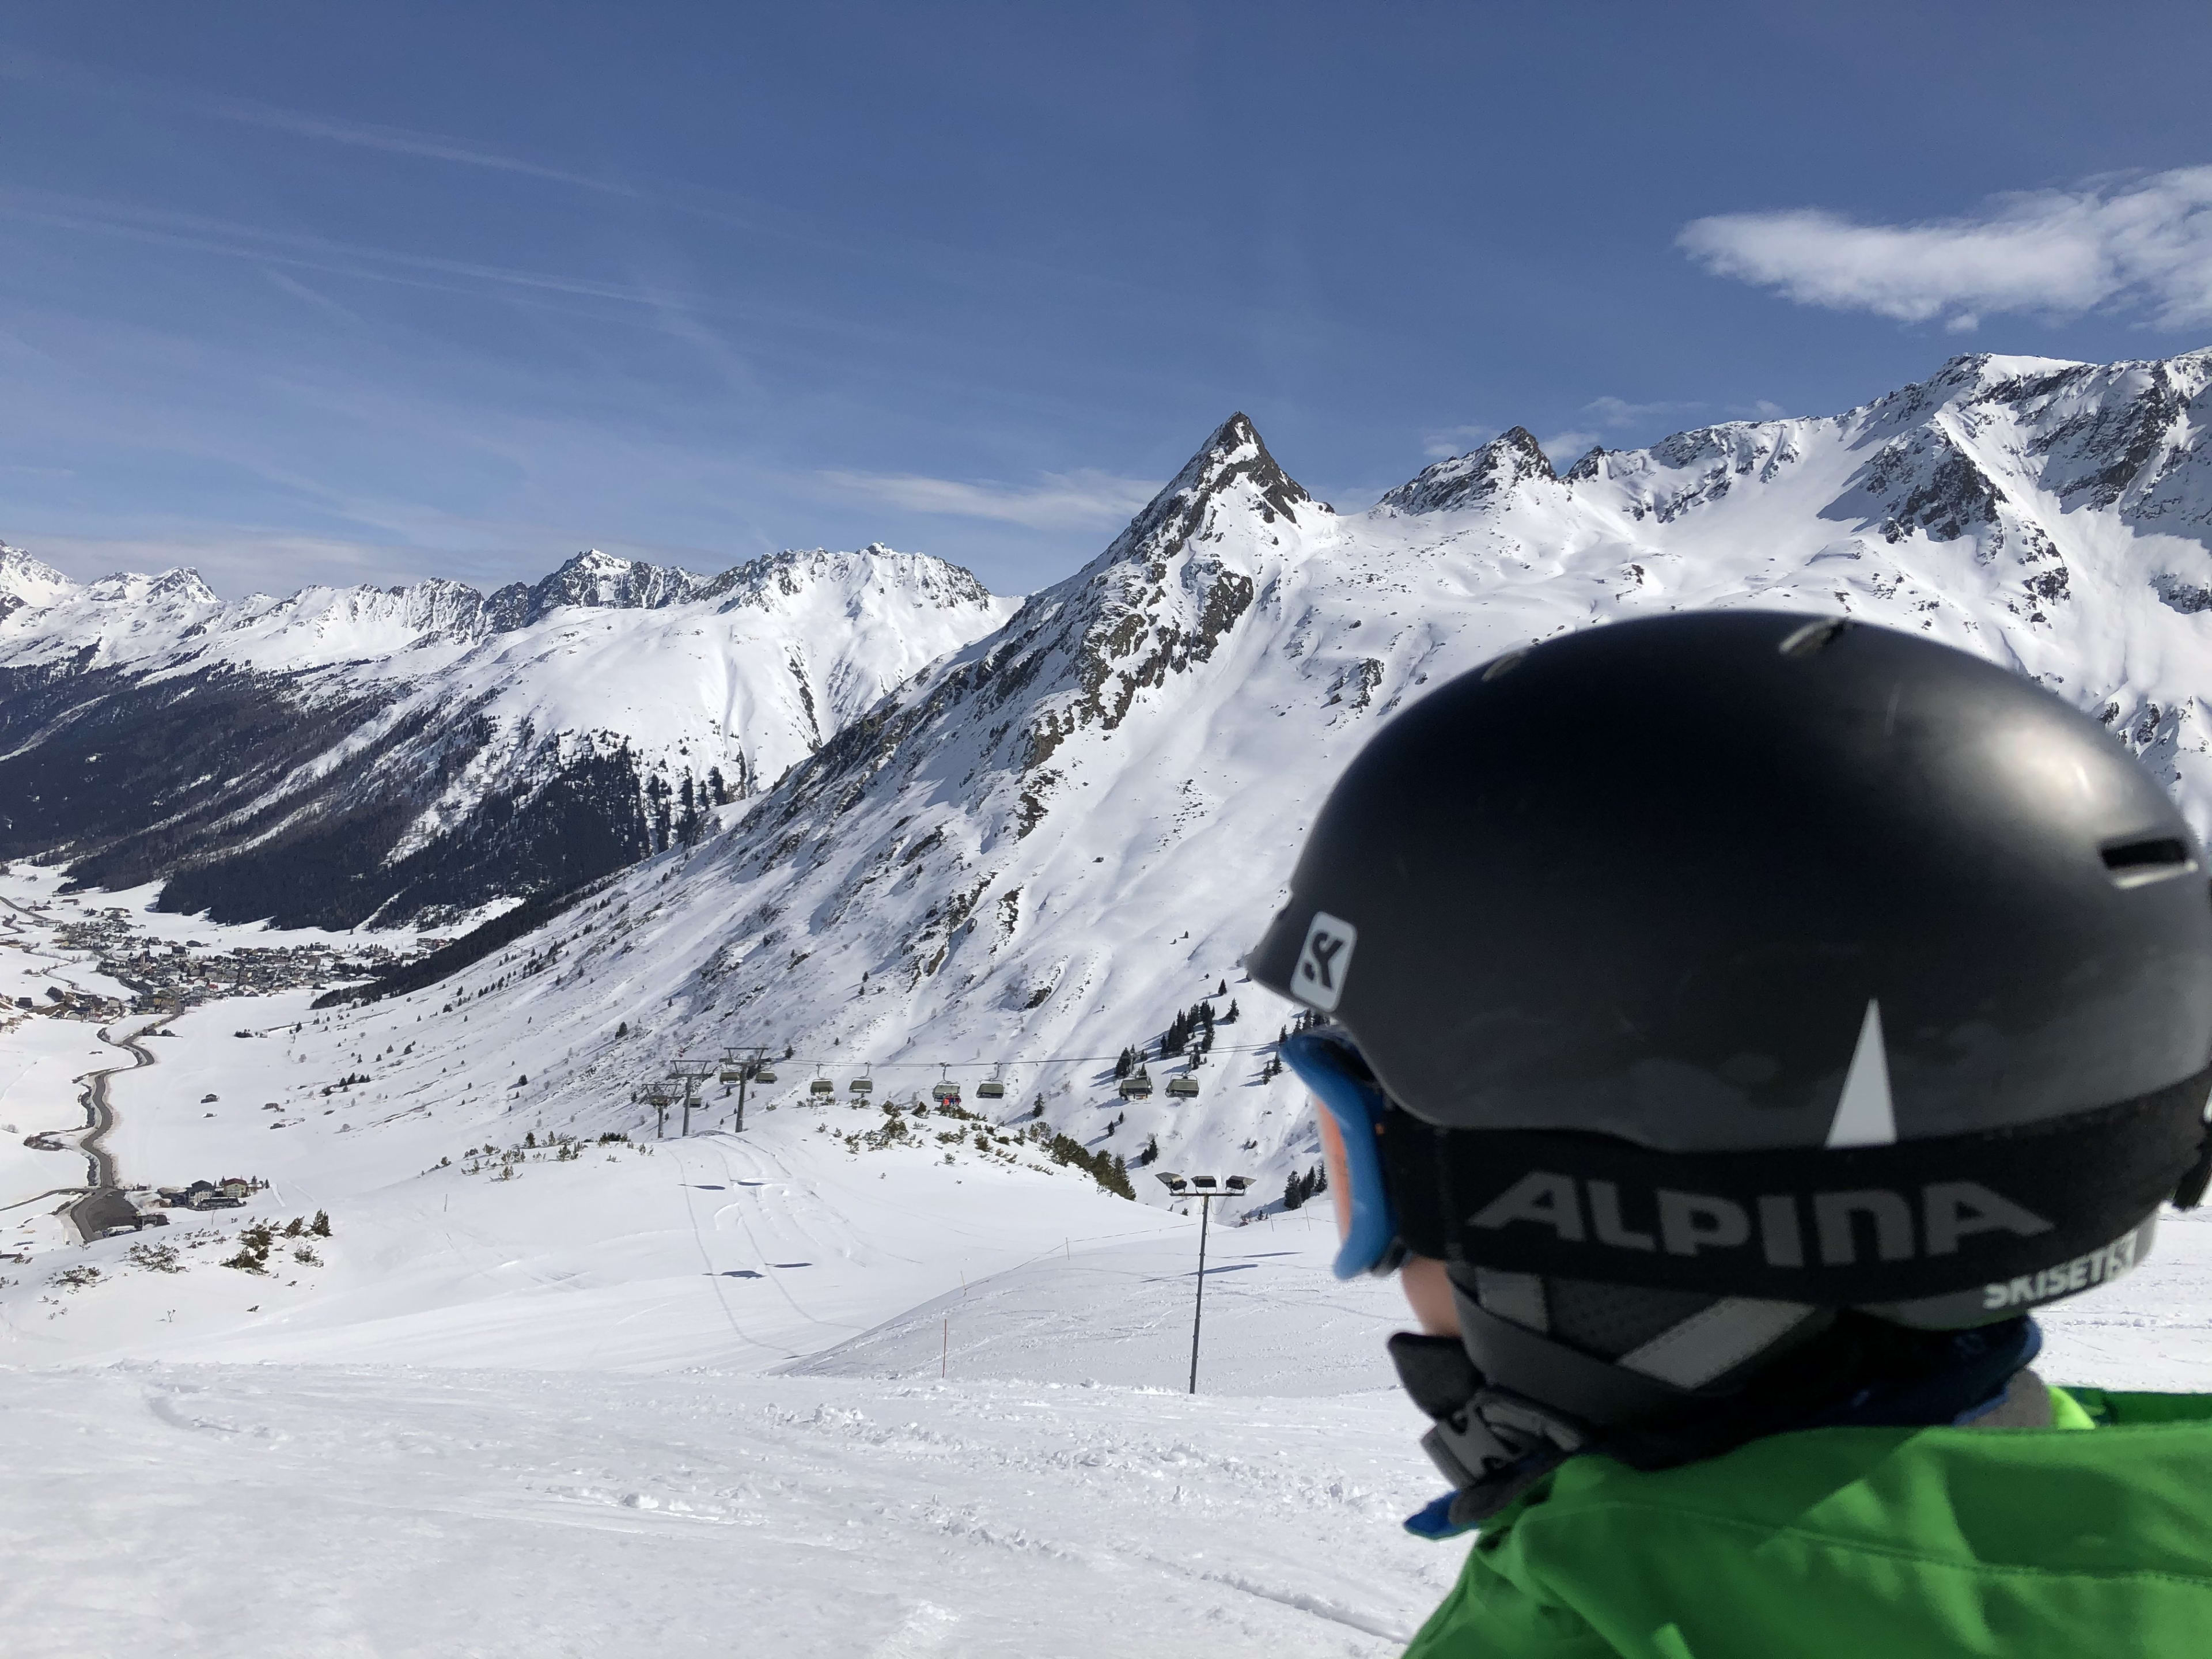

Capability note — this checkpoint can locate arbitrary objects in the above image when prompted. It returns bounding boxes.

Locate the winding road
[34,1020,168,1242]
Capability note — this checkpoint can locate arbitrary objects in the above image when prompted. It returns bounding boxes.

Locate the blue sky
[2,2,2209,597]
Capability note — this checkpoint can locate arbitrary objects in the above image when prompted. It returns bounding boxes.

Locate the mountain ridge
[382,343,2212,1206]
[0,543,1017,929]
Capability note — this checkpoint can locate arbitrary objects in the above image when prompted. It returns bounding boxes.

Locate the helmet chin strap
[1390,1270,1827,1531]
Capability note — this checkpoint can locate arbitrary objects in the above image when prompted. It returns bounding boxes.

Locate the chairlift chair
[1166,1074,1199,1099]
[1119,1067,1154,1101]
[809,1073,835,1098]
[975,1073,1006,1101]
[718,1065,743,1084]
[849,1073,873,1096]
[753,1065,778,1084]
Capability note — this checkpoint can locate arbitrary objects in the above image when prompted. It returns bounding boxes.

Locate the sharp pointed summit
[1380,426,1557,514]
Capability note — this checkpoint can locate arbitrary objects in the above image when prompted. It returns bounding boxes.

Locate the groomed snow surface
[0,871,1452,1656]
[5,876,2212,1656]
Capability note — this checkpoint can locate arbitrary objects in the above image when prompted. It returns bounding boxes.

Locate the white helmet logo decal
[1294,911,1358,1013]
[1825,999,1897,1149]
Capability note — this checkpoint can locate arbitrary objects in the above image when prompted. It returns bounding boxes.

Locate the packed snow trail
[0,1365,1449,1659]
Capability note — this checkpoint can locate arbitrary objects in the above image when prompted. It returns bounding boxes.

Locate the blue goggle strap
[1282,1030,1406,1280]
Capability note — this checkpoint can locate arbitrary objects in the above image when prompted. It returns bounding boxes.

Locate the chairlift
[975,1070,1006,1101]
[753,1064,778,1084]
[1166,1074,1199,1099]
[1119,1066,1153,1101]
[849,1064,873,1096]
[646,1086,672,1107]
[809,1071,835,1098]
[718,1064,743,1084]
[930,1063,961,1107]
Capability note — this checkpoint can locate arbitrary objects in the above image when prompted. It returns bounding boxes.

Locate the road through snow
[60,1018,165,1241]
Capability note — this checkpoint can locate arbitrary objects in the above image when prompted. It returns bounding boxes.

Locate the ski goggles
[1282,1029,1408,1279]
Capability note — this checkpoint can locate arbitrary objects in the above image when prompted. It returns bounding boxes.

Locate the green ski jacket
[1403,1388,2212,1658]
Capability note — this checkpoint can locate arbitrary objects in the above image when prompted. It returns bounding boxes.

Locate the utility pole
[1156,1173,1249,1394]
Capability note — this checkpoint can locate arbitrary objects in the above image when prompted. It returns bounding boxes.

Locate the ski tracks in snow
[1,1365,1446,1657]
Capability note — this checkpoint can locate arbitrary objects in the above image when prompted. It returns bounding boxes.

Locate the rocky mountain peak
[1095,413,1313,578]
[1378,426,1556,514]
[704,544,1000,614]
[0,542,78,620]
[486,548,708,630]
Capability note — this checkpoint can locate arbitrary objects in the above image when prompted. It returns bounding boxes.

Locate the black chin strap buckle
[1388,1333,1588,1528]
[2174,1126,2212,1210]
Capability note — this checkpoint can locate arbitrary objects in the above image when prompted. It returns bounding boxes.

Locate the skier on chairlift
[1249,611,2212,1657]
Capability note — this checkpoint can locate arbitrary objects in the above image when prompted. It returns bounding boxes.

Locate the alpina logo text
[1467,1172,2053,1267]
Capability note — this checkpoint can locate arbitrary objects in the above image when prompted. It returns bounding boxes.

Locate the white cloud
[818,468,1162,531]
[1421,423,1499,459]
[1679,166,2212,329]
[1536,430,1601,464]
[1579,396,1699,427]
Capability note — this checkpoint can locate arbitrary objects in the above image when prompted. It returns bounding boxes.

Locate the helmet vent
[2100,836,2195,888]
[1777,617,1853,658]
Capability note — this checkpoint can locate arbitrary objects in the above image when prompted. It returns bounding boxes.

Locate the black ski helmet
[1251,612,2212,1328]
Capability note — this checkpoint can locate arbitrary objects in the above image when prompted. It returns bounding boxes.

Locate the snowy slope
[0,545,1017,928]
[0,863,1449,1657]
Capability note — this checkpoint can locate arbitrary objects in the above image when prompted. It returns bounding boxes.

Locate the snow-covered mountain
[0,543,76,620]
[0,544,1017,929]
[10,346,2212,1198]
[385,347,2212,1203]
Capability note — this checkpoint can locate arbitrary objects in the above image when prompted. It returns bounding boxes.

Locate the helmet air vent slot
[2099,836,2195,888]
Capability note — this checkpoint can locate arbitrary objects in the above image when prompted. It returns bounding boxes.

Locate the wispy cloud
[200,97,638,198]
[1535,429,1603,465]
[1421,423,1499,459]
[820,468,1162,531]
[1679,166,2212,331]
[0,43,638,200]
[0,185,691,312]
[16,529,424,596]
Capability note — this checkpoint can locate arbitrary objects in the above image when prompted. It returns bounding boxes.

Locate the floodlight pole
[1189,1191,1213,1395]
[1158,1173,1249,1395]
